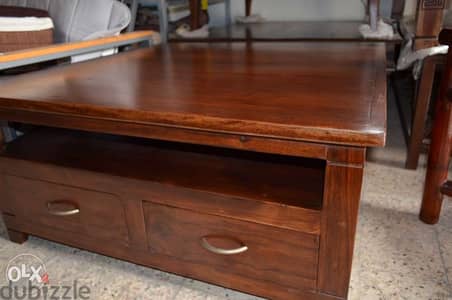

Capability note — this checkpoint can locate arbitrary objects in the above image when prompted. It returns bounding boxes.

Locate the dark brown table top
[0,42,386,147]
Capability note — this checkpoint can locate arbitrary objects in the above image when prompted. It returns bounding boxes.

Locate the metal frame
[0,33,154,71]
[123,0,168,43]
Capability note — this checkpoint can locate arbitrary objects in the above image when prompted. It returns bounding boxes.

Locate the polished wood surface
[0,174,129,243]
[0,41,386,300]
[0,42,386,147]
[0,128,323,234]
[412,0,447,50]
[319,147,365,297]
[406,55,446,169]
[144,202,319,290]
[420,28,452,224]
[0,127,329,299]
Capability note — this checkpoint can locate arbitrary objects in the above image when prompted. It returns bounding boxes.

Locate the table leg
[190,0,201,30]
[391,0,406,20]
[369,0,379,31]
[0,127,4,148]
[318,146,365,298]
[406,56,438,169]
[245,0,252,17]
[7,229,29,244]
[420,73,452,224]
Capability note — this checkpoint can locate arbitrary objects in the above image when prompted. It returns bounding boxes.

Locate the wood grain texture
[3,215,336,300]
[1,128,325,209]
[420,28,452,224]
[406,55,445,169]
[318,146,365,298]
[0,174,129,244]
[413,0,446,50]
[0,42,387,147]
[0,108,328,160]
[0,128,323,234]
[144,202,319,290]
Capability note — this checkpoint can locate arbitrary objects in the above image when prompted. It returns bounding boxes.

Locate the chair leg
[190,0,201,30]
[225,0,231,27]
[127,0,139,32]
[368,0,379,31]
[245,0,252,17]
[406,57,437,169]
[0,125,4,149]
[420,84,452,224]
[158,0,168,43]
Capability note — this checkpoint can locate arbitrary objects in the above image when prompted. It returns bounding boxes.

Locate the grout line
[434,226,452,298]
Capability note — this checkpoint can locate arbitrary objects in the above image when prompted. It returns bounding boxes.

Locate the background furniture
[412,0,447,50]
[121,0,168,43]
[0,6,54,52]
[180,0,404,44]
[404,54,445,169]
[420,28,452,224]
[0,42,386,300]
[190,0,384,31]
[0,0,131,43]
[0,0,132,142]
[396,0,449,169]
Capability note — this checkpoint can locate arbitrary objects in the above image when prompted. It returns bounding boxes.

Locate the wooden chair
[402,0,449,169]
[419,28,452,224]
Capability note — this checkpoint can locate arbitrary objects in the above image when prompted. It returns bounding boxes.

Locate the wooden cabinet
[0,43,386,300]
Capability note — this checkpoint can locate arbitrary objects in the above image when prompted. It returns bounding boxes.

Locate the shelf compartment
[1,127,325,210]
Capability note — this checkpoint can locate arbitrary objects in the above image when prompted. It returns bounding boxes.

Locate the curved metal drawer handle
[201,236,248,255]
[47,201,80,217]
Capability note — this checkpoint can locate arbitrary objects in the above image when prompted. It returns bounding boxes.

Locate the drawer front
[0,175,129,243]
[144,201,319,290]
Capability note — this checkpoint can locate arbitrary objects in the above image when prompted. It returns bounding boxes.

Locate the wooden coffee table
[0,42,386,300]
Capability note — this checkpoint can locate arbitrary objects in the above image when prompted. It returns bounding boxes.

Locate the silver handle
[47,201,80,216]
[201,236,248,255]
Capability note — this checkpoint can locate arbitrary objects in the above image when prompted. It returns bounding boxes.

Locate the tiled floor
[0,95,451,300]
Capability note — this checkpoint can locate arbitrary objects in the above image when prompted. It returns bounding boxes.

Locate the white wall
[209,0,419,26]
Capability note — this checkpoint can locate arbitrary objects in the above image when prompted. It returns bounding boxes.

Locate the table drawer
[0,175,129,243]
[143,201,319,290]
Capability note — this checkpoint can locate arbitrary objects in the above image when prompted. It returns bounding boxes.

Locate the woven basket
[0,6,54,53]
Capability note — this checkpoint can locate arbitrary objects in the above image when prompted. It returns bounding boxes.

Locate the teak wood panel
[2,215,337,300]
[0,43,386,147]
[144,202,319,290]
[0,108,328,160]
[0,128,323,234]
[0,174,129,244]
[318,147,365,298]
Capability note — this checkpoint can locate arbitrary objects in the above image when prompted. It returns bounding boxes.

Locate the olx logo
[5,254,49,284]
